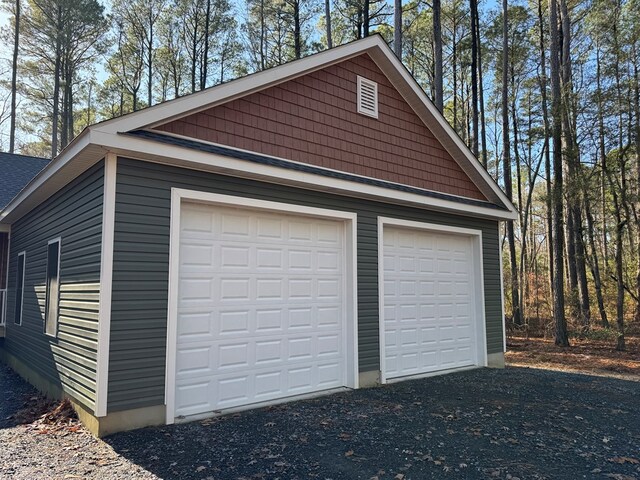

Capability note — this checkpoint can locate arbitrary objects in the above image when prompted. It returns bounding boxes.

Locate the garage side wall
[3,162,104,411]
[108,158,502,413]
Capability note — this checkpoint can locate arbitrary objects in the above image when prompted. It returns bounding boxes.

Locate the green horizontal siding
[4,162,104,411]
[109,157,503,412]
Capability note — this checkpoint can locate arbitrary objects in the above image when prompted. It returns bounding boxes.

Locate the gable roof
[0,35,517,223]
[0,152,50,210]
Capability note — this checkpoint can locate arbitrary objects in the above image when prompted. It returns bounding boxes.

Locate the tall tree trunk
[633,52,640,324]
[148,4,154,103]
[60,59,68,149]
[201,0,211,90]
[452,14,458,131]
[595,44,608,271]
[537,0,554,297]
[502,0,521,326]
[260,0,265,70]
[9,0,20,153]
[394,0,401,58]
[433,0,443,112]
[512,76,525,320]
[549,0,568,346]
[293,0,301,58]
[325,0,332,48]
[559,0,590,326]
[470,0,479,157]
[51,4,62,158]
[584,194,609,327]
[477,11,488,168]
[605,163,626,350]
[363,0,370,37]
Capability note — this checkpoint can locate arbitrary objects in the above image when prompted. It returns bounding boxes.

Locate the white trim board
[164,189,359,425]
[15,251,26,326]
[85,131,516,221]
[95,153,117,417]
[377,217,488,384]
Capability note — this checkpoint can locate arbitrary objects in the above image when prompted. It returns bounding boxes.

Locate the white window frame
[44,237,62,337]
[164,188,359,424]
[357,76,379,118]
[15,251,26,326]
[377,217,488,383]
[0,231,9,327]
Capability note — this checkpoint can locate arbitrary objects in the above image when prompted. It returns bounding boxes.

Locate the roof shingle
[0,152,50,210]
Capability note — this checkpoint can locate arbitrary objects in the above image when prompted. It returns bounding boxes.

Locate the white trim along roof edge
[0,35,517,224]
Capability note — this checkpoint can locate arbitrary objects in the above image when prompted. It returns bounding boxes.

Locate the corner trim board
[164,189,359,425]
[376,217,488,384]
[95,154,117,417]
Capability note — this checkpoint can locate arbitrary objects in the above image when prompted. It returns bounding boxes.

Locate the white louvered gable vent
[357,76,378,118]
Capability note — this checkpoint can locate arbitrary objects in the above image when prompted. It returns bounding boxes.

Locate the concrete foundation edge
[0,346,165,437]
[487,352,506,368]
[358,370,380,387]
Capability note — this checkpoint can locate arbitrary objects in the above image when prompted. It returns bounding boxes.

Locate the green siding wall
[109,158,503,412]
[4,162,104,411]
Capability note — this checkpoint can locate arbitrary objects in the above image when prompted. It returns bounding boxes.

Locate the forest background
[1,0,639,353]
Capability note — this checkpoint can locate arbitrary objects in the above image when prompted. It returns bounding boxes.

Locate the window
[15,251,25,325]
[44,239,61,337]
[0,232,8,326]
[357,76,378,118]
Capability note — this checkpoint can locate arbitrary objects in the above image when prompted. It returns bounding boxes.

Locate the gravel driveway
[1,364,638,480]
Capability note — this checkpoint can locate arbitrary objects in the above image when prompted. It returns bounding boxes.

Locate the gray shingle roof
[0,152,50,210]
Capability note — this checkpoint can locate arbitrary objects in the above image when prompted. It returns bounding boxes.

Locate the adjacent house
[0,35,517,437]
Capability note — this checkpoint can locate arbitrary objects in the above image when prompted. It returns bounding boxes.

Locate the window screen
[45,240,61,336]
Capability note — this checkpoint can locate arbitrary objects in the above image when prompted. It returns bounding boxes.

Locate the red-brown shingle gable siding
[155,54,486,200]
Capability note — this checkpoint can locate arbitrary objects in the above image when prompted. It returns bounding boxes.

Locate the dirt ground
[505,335,640,380]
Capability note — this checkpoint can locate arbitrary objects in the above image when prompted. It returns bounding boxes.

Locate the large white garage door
[382,224,479,380]
[175,202,347,418]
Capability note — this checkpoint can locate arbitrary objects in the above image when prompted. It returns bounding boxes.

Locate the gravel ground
[1,364,639,480]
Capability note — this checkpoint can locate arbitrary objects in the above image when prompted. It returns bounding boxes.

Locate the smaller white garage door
[381,222,484,380]
[173,201,353,419]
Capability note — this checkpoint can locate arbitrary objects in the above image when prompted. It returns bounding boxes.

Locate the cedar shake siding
[155,54,486,201]
[4,162,104,411]
[108,158,502,413]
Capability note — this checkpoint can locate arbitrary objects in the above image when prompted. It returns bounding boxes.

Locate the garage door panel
[177,332,343,377]
[383,225,478,379]
[175,360,344,417]
[175,203,347,417]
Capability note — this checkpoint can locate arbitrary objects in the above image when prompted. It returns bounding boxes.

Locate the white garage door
[174,202,347,418]
[382,224,479,380]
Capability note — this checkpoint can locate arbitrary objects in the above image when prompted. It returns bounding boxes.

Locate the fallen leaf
[345,450,354,457]
[196,466,206,472]
[394,474,405,480]
[608,457,640,464]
